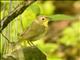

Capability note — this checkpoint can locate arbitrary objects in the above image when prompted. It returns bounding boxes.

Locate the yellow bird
[18,15,49,45]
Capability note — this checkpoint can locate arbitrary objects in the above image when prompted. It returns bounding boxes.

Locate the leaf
[2,46,47,60]
[48,14,75,21]
[30,2,40,15]
[21,2,41,29]
[23,46,47,60]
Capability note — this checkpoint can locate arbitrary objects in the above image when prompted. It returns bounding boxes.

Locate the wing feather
[20,22,46,41]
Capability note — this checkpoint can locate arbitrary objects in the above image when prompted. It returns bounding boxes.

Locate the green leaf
[30,2,40,15]
[21,2,41,29]
[48,14,75,21]
[23,46,47,60]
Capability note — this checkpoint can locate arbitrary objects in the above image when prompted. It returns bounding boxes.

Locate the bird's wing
[20,22,46,40]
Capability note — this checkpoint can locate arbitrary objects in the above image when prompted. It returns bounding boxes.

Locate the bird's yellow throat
[43,20,48,27]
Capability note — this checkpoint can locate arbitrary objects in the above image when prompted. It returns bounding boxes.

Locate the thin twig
[1,33,11,43]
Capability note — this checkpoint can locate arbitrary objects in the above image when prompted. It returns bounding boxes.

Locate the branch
[0,1,36,32]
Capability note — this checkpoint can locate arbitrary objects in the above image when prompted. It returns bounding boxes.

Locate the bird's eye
[42,18,45,20]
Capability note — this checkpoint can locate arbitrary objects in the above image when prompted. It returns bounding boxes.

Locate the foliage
[48,14,75,21]
[0,1,80,60]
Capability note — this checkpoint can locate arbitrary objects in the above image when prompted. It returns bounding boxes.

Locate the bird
[17,15,49,46]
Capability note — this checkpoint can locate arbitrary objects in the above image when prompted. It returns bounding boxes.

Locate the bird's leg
[29,41,38,48]
[30,41,35,46]
[27,40,35,46]
[27,40,32,46]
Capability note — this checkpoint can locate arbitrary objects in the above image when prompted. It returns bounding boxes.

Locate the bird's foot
[27,41,35,46]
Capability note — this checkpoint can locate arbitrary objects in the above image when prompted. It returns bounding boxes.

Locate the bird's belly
[19,25,48,42]
[28,32,45,41]
[28,29,47,41]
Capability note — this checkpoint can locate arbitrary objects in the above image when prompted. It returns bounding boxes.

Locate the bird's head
[35,16,49,27]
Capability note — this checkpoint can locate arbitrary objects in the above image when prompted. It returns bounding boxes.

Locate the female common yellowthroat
[18,15,49,45]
